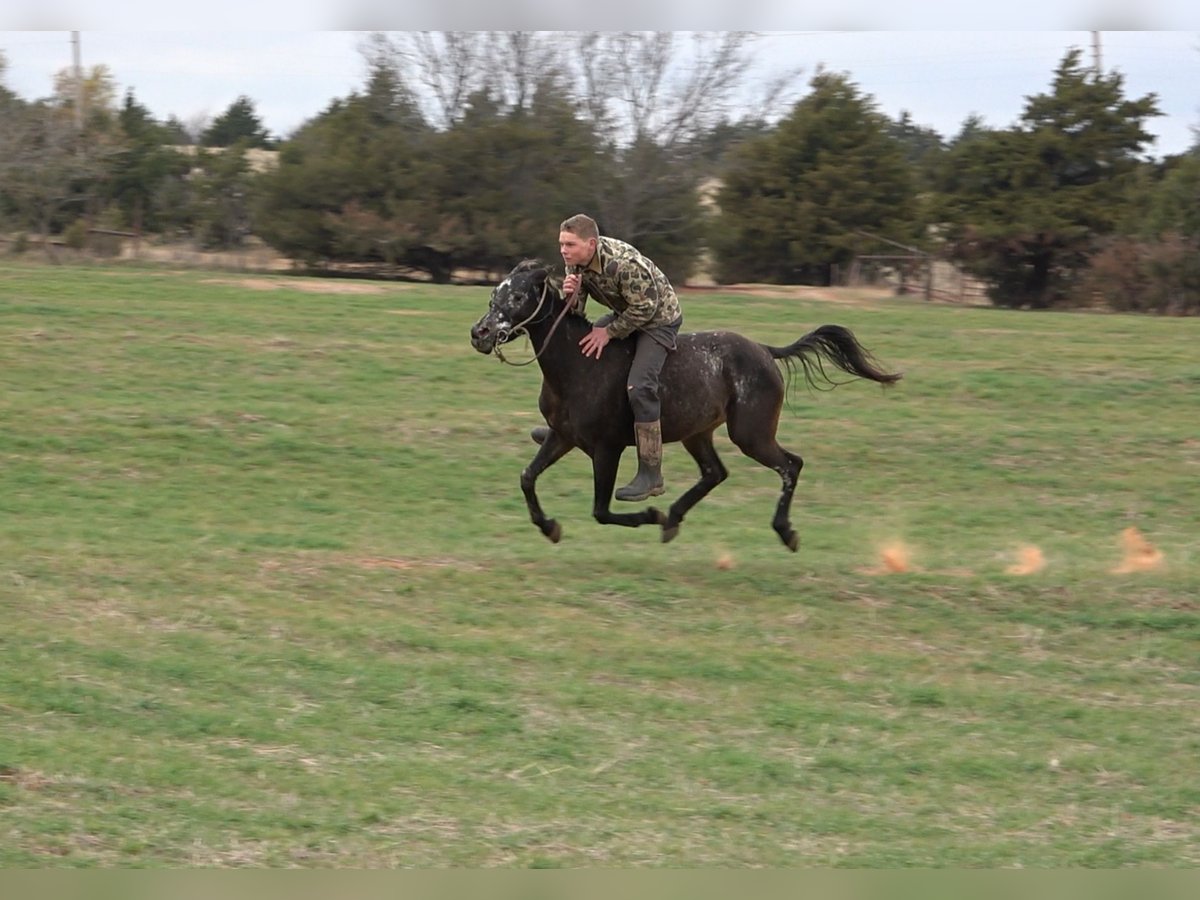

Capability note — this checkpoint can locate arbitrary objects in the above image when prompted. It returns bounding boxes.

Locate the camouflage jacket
[568,236,683,348]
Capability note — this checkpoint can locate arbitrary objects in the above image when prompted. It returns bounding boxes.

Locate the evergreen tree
[161,115,193,145]
[253,65,434,270]
[202,96,272,148]
[889,110,946,189]
[1143,150,1200,238]
[711,71,917,284]
[191,141,255,248]
[110,90,189,234]
[935,49,1160,308]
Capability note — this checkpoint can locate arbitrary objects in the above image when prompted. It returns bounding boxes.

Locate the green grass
[1,261,1197,866]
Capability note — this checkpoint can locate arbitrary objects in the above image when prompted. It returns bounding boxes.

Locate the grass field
[1,261,1197,867]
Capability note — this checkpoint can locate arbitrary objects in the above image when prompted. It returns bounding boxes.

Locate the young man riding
[532,213,684,502]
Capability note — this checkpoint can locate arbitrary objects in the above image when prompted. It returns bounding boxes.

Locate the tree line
[2,34,1198,313]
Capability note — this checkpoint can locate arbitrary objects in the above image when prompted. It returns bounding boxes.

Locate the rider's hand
[579,326,610,359]
[563,273,581,301]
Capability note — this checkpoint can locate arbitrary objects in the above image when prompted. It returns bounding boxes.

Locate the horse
[468,260,901,550]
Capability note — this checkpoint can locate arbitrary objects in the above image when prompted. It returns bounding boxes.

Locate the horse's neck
[527,307,591,386]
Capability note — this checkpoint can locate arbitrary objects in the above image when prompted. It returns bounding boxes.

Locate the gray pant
[627,323,679,422]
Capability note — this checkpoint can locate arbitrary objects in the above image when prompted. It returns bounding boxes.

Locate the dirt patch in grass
[355,556,484,572]
[0,766,55,791]
[202,277,390,295]
[256,554,484,577]
[684,284,897,306]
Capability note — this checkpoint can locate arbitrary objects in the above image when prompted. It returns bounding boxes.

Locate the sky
[1,30,1197,157]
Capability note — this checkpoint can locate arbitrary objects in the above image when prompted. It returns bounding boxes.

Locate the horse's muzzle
[470,318,497,354]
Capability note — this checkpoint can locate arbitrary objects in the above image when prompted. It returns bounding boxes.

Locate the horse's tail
[765,324,902,391]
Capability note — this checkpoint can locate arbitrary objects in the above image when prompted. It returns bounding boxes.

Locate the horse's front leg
[521,430,574,543]
[591,443,667,531]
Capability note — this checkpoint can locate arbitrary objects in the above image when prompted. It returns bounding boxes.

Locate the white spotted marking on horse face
[491,279,512,307]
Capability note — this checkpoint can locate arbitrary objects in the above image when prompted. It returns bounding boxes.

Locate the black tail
[766,324,902,391]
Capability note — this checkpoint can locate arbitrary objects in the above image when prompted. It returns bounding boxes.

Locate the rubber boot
[615,420,665,502]
[530,426,551,445]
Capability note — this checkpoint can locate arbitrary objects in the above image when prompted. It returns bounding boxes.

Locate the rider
[532,213,684,502]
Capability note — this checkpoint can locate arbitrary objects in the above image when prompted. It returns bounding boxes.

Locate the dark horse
[469,260,901,550]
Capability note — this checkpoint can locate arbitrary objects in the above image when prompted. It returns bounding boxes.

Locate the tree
[567,32,775,282]
[889,110,946,191]
[191,142,256,248]
[201,96,272,148]
[107,90,190,236]
[362,31,563,129]
[934,49,1160,308]
[1143,150,1200,239]
[51,63,118,130]
[0,48,15,106]
[161,115,194,145]
[0,100,106,254]
[0,58,30,229]
[255,61,607,283]
[359,31,800,284]
[412,80,609,280]
[1076,149,1200,316]
[711,70,917,284]
[254,63,435,271]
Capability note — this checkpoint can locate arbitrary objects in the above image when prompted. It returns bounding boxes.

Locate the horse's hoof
[785,533,799,552]
[545,520,562,543]
[661,525,680,544]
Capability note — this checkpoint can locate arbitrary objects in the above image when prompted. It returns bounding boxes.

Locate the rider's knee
[627,383,659,420]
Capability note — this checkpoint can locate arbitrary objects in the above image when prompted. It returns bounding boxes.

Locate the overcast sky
[2,30,1197,157]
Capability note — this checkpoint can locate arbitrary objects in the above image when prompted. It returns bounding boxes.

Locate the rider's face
[559,231,596,268]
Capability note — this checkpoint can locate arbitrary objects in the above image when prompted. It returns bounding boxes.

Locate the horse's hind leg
[661,430,729,544]
[728,421,804,552]
[521,431,574,543]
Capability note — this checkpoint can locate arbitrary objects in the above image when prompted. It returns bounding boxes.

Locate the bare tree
[362,31,572,127]
[356,30,805,275]
[564,32,790,150]
[51,63,119,129]
[362,31,800,140]
[554,33,758,244]
[0,102,106,258]
[364,31,494,129]
[490,31,560,113]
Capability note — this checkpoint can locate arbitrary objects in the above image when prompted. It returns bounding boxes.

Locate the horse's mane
[511,258,575,315]
[511,258,563,295]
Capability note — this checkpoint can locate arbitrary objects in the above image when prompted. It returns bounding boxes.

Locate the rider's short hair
[560,214,600,241]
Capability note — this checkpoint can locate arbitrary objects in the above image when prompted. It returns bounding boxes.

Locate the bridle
[494,276,579,367]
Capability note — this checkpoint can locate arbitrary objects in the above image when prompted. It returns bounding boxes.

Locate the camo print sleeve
[600,241,682,340]
[602,257,661,339]
[574,238,682,340]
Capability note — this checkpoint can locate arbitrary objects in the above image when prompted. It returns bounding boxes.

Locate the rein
[495,280,579,367]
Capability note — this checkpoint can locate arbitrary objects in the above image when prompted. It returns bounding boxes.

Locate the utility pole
[1090,30,1102,76]
[71,30,83,131]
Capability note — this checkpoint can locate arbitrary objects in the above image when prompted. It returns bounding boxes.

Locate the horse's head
[469,259,558,355]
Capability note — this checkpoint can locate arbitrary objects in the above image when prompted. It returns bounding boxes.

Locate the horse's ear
[512,258,545,275]
[510,258,554,292]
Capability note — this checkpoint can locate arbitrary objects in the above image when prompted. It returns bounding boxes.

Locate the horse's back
[669,329,781,387]
[658,329,783,441]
